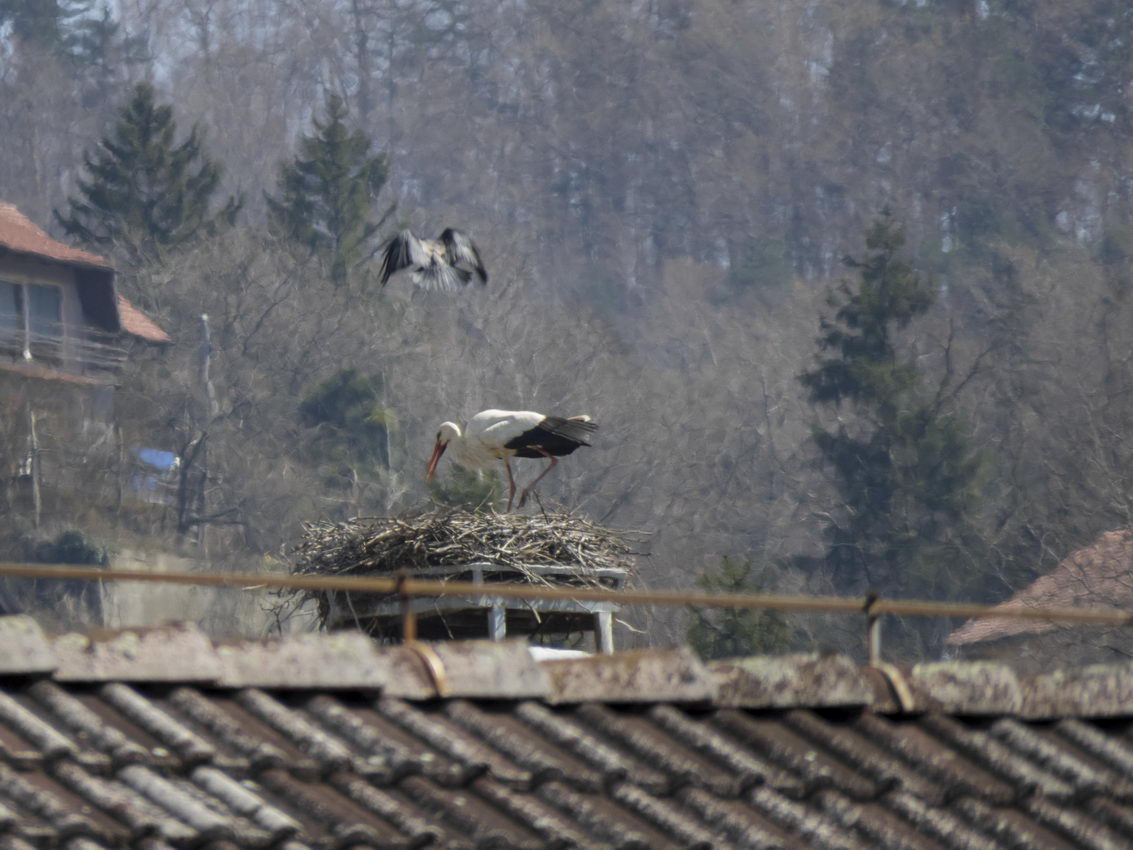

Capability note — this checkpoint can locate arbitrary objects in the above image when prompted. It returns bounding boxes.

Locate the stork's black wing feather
[440,227,488,284]
[541,416,598,444]
[378,230,428,286]
[506,416,598,457]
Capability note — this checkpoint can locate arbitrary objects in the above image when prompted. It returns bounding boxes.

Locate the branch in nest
[282,507,647,632]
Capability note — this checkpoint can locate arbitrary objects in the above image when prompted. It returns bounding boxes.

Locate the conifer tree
[266,93,393,288]
[799,211,983,600]
[0,0,85,52]
[299,368,393,468]
[1,0,143,79]
[686,557,791,660]
[55,82,240,262]
[66,6,148,107]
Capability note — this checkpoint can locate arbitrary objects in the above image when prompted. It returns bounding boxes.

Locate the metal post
[864,592,882,666]
[488,604,506,641]
[195,315,215,553]
[28,408,41,530]
[398,575,417,643]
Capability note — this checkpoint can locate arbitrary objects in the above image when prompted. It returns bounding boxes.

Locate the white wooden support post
[595,611,614,654]
[488,604,507,641]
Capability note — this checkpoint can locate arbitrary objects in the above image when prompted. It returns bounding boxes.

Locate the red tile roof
[0,202,110,269]
[947,528,1133,646]
[4,620,1133,848]
[117,294,172,344]
[0,203,171,344]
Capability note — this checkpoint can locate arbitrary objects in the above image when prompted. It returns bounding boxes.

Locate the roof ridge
[5,616,1133,717]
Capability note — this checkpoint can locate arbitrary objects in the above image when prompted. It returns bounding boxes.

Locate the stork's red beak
[425,441,447,481]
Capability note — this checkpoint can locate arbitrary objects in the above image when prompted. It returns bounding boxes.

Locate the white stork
[425,409,598,510]
[378,228,488,291]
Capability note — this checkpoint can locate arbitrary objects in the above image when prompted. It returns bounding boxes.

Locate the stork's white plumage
[378,228,488,291]
[426,409,597,510]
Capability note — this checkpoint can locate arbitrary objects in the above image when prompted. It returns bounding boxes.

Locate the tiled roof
[4,617,1133,849]
[0,203,110,269]
[948,528,1133,647]
[0,203,170,345]
[117,294,172,344]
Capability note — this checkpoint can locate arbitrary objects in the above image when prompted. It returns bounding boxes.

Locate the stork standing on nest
[426,409,598,510]
[378,228,488,291]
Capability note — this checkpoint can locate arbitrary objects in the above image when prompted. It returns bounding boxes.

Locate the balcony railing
[0,313,128,378]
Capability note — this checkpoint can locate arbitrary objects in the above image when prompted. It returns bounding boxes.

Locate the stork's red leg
[517,449,557,508]
[503,456,518,511]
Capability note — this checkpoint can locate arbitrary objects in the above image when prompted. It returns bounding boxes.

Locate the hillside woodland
[3,0,1133,659]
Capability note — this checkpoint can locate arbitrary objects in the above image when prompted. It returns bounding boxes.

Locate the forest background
[3,0,1132,659]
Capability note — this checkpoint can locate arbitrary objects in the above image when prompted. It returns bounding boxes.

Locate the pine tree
[686,557,792,660]
[55,82,240,262]
[65,6,148,107]
[298,368,393,468]
[799,211,984,601]
[1,0,144,84]
[0,0,85,53]
[266,93,393,288]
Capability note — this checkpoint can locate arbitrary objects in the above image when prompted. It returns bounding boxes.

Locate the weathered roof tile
[709,652,874,708]
[376,695,532,786]
[0,689,78,761]
[6,628,1133,846]
[98,682,218,765]
[543,646,715,703]
[402,639,550,699]
[50,624,221,683]
[213,632,388,690]
[0,203,110,269]
[441,698,605,789]
[27,680,153,766]
[513,699,672,793]
[0,617,55,675]
[164,687,296,771]
[909,661,1024,714]
[1021,662,1133,719]
[116,293,172,344]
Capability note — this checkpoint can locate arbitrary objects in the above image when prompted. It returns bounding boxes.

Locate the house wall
[102,548,284,637]
[0,253,74,288]
[0,372,117,524]
[0,255,81,368]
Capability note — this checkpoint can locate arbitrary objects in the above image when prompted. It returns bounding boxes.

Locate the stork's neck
[448,431,482,469]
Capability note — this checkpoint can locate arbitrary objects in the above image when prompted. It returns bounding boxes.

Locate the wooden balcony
[0,316,128,382]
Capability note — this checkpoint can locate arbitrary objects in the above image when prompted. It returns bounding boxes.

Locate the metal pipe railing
[1,561,1129,660]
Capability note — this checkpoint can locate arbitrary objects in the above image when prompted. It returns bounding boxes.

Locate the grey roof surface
[3,617,1133,848]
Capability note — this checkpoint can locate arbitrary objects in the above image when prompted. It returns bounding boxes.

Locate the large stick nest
[281,508,643,632]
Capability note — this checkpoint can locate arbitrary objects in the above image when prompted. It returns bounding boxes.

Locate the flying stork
[425,409,598,510]
[377,228,488,291]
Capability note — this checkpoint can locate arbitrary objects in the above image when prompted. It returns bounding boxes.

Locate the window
[26,284,62,338]
[0,279,64,361]
[0,281,19,333]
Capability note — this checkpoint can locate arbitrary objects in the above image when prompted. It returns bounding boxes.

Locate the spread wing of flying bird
[378,228,488,291]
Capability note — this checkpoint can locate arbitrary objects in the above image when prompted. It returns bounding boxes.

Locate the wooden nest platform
[286,509,641,646]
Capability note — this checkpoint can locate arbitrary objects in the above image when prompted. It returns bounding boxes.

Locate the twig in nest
[278,507,646,632]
